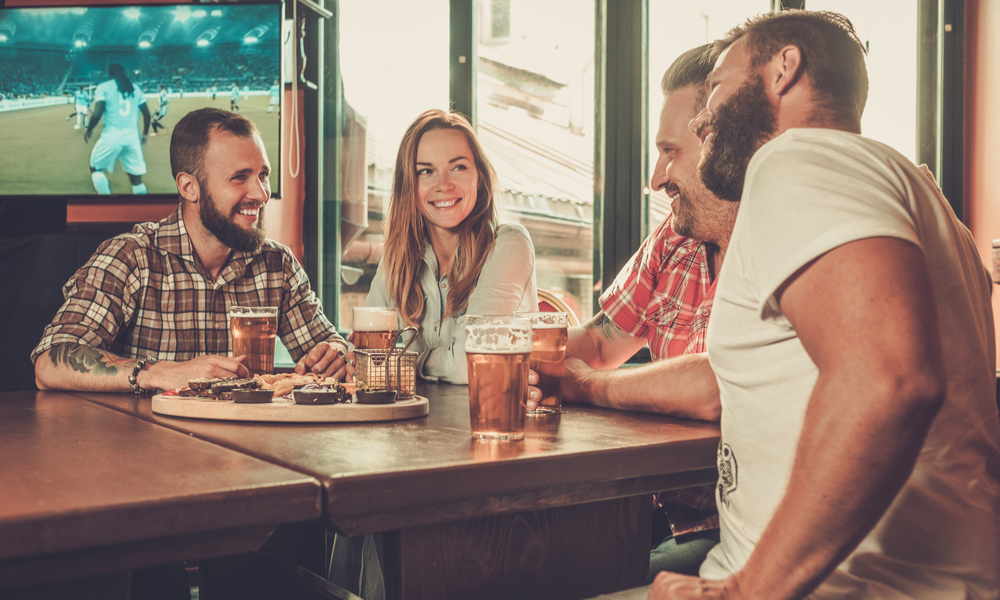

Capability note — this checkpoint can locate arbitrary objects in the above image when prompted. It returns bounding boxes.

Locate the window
[476,0,596,322]
[335,0,450,330]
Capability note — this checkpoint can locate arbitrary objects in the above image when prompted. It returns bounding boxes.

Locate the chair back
[537,289,581,327]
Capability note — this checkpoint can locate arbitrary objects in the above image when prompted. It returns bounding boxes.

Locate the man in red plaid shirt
[528,45,738,581]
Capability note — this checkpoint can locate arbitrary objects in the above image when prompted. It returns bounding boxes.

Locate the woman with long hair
[363,109,537,384]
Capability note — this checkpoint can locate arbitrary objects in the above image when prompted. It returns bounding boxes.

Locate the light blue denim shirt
[364,223,537,384]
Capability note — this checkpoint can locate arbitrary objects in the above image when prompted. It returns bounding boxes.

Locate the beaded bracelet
[128,356,156,397]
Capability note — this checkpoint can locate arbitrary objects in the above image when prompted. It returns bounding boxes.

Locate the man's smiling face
[197,128,271,253]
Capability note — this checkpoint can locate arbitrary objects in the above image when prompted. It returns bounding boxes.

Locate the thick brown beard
[698,74,776,203]
[199,180,267,253]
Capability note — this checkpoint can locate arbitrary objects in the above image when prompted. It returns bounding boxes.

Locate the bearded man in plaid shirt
[33,108,351,394]
[528,45,737,581]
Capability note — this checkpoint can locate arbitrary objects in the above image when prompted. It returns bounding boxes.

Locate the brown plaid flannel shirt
[599,215,719,539]
[31,206,344,365]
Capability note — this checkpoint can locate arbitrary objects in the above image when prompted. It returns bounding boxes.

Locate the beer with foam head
[352,307,399,350]
[517,312,569,414]
[465,315,533,441]
[229,306,278,375]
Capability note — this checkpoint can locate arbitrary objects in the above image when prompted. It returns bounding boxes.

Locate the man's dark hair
[108,63,134,97]
[169,107,259,181]
[714,10,869,127]
[661,44,715,112]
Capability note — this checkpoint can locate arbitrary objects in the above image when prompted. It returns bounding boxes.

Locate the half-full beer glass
[465,315,533,441]
[516,311,569,415]
[229,306,278,375]
[352,307,399,350]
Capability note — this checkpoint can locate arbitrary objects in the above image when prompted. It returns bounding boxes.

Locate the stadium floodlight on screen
[0,2,283,199]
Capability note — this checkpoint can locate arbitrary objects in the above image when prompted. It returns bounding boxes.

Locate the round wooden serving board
[151,394,429,423]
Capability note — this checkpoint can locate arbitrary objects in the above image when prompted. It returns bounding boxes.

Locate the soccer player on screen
[84,63,151,195]
[268,80,280,114]
[68,87,91,130]
[150,86,169,136]
[230,83,241,113]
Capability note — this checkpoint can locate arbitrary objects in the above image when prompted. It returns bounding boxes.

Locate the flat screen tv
[0,2,283,199]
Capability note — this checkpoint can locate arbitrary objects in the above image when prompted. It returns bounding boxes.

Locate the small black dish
[232,389,274,404]
[355,389,397,405]
[293,390,350,405]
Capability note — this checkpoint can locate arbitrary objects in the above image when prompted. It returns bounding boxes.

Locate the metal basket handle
[388,326,419,390]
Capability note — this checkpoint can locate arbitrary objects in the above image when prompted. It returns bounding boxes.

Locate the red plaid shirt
[600,215,719,538]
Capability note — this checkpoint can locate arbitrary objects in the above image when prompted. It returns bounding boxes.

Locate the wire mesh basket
[354,326,418,399]
[355,350,417,399]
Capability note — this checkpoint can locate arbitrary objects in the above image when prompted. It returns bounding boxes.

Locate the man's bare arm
[568,312,647,369]
[538,312,719,420]
[36,343,251,393]
[562,353,720,421]
[650,237,946,599]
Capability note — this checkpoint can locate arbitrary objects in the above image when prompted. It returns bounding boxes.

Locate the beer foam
[517,311,568,329]
[229,307,277,318]
[353,307,398,331]
[465,317,533,353]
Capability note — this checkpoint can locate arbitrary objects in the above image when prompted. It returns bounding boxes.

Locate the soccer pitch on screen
[0,96,281,196]
[0,3,282,198]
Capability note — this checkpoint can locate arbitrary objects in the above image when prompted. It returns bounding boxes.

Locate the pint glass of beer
[229,306,278,375]
[516,311,569,415]
[465,315,533,441]
[352,307,399,350]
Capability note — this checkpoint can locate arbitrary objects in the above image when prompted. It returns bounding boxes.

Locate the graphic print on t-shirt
[717,442,738,507]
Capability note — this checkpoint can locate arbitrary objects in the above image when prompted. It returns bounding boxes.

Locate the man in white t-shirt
[647,9,1000,600]
[84,63,151,195]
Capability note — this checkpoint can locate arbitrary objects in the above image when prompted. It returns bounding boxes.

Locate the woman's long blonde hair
[382,109,499,327]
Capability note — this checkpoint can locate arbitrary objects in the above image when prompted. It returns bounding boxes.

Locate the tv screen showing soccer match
[0,2,282,198]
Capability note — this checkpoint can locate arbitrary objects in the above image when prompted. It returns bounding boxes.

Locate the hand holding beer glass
[352,307,399,350]
[229,306,278,375]
[465,315,533,441]
[516,311,568,415]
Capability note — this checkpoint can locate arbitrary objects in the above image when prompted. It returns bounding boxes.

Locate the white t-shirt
[365,223,538,384]
[703,128,1000,599]
[94,79,145,145]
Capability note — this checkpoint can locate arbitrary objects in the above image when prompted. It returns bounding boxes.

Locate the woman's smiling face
[415,127,479,237]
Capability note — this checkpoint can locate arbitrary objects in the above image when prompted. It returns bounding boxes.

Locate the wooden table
[72,382,720,600]
[0,390,322,596]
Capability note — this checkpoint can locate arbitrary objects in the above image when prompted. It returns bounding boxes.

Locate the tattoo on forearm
[49,345,130,377]
[587,312,631,343]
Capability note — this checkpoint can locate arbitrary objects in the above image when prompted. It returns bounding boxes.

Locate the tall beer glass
[229,306,278,375]
[352,307,399,350]
[517,311,568,415]
[465,315,533,441]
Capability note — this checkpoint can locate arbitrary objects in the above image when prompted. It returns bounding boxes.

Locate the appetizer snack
[181,377,261,400]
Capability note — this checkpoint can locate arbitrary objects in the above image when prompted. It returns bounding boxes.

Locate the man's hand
[295,341,352,380]
[83,129,93,143]
[144,354,249,391]
[526,357,602,412]
[648,572,736,600]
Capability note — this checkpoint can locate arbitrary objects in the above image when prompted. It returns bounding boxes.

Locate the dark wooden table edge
[329,467,719,536]
[0,524,275,591]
